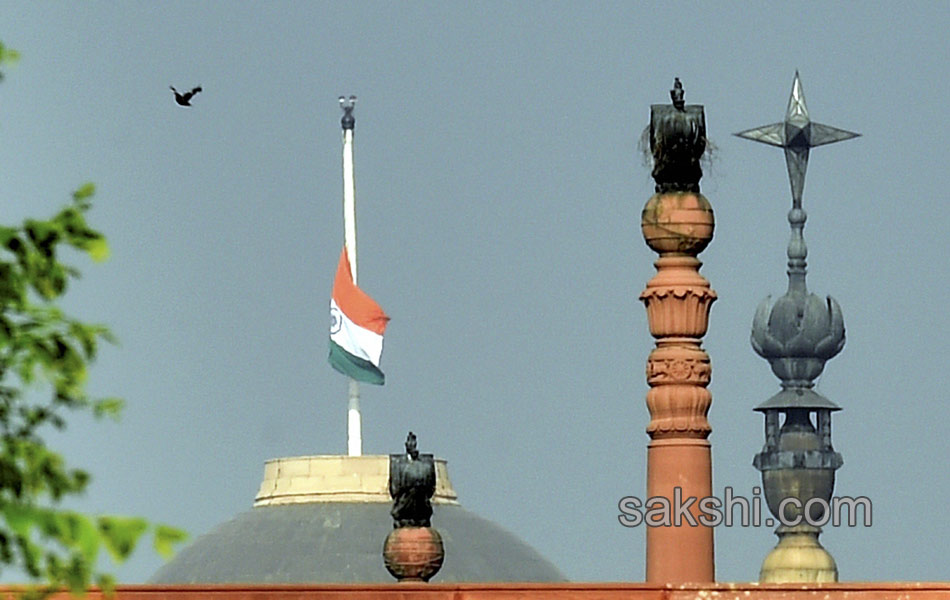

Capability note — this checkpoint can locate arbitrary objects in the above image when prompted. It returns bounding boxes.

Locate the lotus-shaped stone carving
[751,290,845,386]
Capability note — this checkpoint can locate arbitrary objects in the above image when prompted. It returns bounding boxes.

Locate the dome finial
[740,72,855,381]
[741,73,858,583]
[734,71,859,206]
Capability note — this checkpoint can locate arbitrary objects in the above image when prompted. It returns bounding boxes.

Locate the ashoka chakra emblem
[330,307,343,334]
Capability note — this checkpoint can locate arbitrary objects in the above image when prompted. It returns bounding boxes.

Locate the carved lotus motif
[641,286,717,338]
[645,385,712,438]
[752,291,844,385]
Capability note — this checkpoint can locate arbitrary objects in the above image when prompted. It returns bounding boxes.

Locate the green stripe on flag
[329,340,385,385]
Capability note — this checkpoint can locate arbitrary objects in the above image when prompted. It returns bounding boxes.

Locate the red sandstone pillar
[640,192,716,582]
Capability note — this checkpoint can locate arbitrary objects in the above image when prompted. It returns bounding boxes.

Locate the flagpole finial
[339,95,357,131]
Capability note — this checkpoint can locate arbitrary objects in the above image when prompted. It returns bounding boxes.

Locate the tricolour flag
[329,247,390,384]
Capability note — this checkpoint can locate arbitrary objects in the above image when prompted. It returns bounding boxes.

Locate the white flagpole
[340,95,361,457]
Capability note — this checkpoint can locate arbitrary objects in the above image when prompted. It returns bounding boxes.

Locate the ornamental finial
[339,95,356,130]
[649,78,706,193]
[734,72,859,207]
[638,78,716,582]
[740,73,851,385]
[740,72,857,583]
[670,77,685,110]
[384,432,444,582]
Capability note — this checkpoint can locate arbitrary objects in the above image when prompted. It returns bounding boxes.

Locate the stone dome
[149,455,566,583]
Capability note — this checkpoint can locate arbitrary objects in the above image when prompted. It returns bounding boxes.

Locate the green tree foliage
[0,44,186,596]
[0,41,18,81]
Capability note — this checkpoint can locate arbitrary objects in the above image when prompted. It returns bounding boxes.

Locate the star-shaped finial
[735,71,859,205]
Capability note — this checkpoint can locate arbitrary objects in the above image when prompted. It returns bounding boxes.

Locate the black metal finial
[649,78,706,193]
[339,95,356,131]
[389,431,435,528]
[405,431,418,459]
[670,77,685,110]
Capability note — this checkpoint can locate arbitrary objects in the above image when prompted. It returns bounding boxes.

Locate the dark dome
[149,455,565,583]
[148,502,566,583]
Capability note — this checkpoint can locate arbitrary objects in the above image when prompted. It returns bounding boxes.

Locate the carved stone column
[640,193,716,582]
[639,79,716,583]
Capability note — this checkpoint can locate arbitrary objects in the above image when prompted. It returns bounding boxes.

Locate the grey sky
[1,1,948,583]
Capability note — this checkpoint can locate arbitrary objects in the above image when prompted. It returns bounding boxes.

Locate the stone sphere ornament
[641,192,714,255]
[383,526,445,583]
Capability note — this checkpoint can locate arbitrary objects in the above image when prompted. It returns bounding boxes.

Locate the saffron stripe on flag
[332,248,388,335]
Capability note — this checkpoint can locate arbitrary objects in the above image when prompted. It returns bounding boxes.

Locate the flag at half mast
[329,247,390,385]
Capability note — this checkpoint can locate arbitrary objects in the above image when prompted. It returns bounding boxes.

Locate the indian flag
[328,247,390,385]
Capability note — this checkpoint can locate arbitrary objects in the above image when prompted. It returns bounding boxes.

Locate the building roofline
[14,582,950,600]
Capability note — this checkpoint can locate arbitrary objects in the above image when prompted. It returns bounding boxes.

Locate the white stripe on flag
[330,298,384,366]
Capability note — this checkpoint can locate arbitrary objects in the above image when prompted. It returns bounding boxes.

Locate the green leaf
[70,513,101,565]
[92,398,124,420]
[0,42,19,81]
[96,516,147,562]
[5,233,26,259]
[95,573,116,597]
[85,237,110,262]
[3,503,39,537]
[0,54,181,589]
[64,552,91,593]
[72,183,96,201]
[153,524,188,559]
[0,42,19,64]
[16,533,43,577]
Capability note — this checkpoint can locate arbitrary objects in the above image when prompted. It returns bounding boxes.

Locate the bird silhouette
[170,85,202,106]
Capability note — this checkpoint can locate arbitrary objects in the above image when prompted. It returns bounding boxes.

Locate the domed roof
[149,456,566,583]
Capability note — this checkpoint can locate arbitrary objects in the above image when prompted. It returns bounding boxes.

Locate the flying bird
[170,85,202,106]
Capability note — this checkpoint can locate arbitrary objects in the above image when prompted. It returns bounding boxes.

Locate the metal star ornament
[735,71,859,205]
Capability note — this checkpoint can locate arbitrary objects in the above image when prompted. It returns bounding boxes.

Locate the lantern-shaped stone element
[752,394,843,581]
[738,72,858,583]
[640,78,716,583]
[383,432,444,582]
[751,297,845,582]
